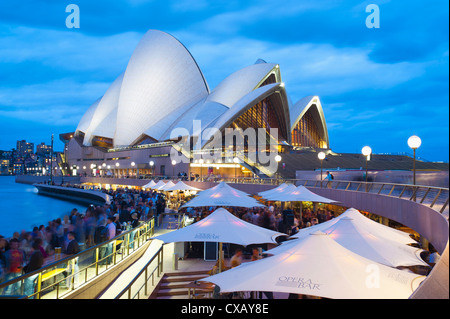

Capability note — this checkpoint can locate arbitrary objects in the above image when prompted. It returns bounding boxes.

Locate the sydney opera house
[61,30,329,179]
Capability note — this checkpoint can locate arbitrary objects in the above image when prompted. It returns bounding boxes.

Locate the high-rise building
[16,140,34,157]
[36,142,52,156]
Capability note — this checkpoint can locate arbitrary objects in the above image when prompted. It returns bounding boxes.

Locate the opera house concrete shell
[66,30,330,178]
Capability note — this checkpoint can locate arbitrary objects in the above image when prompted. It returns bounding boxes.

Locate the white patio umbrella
[153,208,286,272]
[142,180,156,189]
[159,180,176,191]
[181,182,265,208]
[153,208,284,246]
[201,231,425,299]
[269,216,427,268]
[257,183,291,198]
[338,208,415,245]
[165,181,202,192]
[198,181,251,197]
[290,208,415,245]
[152,180,166,190]
[261,184,297,201]
[263,185,339,203]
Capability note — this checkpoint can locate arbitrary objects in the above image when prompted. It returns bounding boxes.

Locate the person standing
[23,241,44,298]
[4,238,25,295]
[104,217,116,264]
[65,232,80,289]
[325,171,333,188]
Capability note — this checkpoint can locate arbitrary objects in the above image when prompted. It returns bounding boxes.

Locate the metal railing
[287,179,449,215]
[113,212,187,299]
[115,245,164,299]
[80,175,449,215]
[0,219,155,299]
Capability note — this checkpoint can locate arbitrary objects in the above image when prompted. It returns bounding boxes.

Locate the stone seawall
[15,175,81,185]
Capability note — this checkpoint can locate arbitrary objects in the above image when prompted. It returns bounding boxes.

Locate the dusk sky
[0,0,448,161]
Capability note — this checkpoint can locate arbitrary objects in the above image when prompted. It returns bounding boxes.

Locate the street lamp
[149,160,154,176]
[408,135,421,186]
[171,159,176,178]
[130,161,136,178]
[318,151,326,186]
[275,154,282,184]
[361,146,372,185]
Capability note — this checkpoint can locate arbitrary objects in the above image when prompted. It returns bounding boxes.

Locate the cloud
[0,0,447,161]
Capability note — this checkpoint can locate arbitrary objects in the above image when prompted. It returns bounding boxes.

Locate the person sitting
[230,248,243,268]
[208,258,227,275]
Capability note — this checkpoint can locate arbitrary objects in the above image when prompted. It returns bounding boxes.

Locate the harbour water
[0,176,88,238]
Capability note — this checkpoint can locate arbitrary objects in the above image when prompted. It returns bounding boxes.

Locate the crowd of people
[0,187,167,287]
[0,180,339,295]
[183,205,337,237]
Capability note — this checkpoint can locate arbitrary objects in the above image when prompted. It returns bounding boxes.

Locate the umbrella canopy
[165,181,202,192]
[152,180,166,190]
[199,182,251,197]
[257,183,291,198]
[338,208,415,245]
[159,180,176,191]
[181,182,265,208]
[152,208,285,246]
[261,184,297,201]
[142,180,156,189]
[262,185,338,203]
[201,231,425,299]
[269,217,427,268]
[290,208,416,245]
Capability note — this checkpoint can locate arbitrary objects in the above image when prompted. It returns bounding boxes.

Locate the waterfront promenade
[1,175,448,299]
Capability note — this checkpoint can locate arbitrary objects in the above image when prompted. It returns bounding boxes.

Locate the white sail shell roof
[114,30,209,147]
[74,30,329,152]
[290,95,329,148]
[75,97,102,135]
[83,73,123,145]
[207,62,279,108]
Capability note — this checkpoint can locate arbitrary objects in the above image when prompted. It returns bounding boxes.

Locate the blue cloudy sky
[0,0,448,161]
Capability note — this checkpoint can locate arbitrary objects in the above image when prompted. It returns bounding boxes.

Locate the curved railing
[109,179,448,299]
[288,179,449,216]
[300,180,448,299]
[0,219,154,299]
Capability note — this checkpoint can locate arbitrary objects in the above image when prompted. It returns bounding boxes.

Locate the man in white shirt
[104,216,116,264]
[106,216,116,240]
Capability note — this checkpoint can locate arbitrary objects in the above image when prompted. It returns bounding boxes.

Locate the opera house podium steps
[150,270,211,299]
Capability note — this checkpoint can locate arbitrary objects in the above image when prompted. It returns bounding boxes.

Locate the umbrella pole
[218,242,223,273]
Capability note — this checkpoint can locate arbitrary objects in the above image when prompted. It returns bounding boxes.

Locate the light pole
[149,160,154,176]
[362,146,372,190]
[407,135,421,186]
[318,151,326,187]
[275,154,282,184]
[171,159,176,178]
[131,161,135,178]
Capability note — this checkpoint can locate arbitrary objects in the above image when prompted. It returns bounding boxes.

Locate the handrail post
[95,247,99,276]
[157,252,161,277]
[420,188,431,204]
[430,189,442,208]
[145,267,148,296]
[36,272,43,300]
